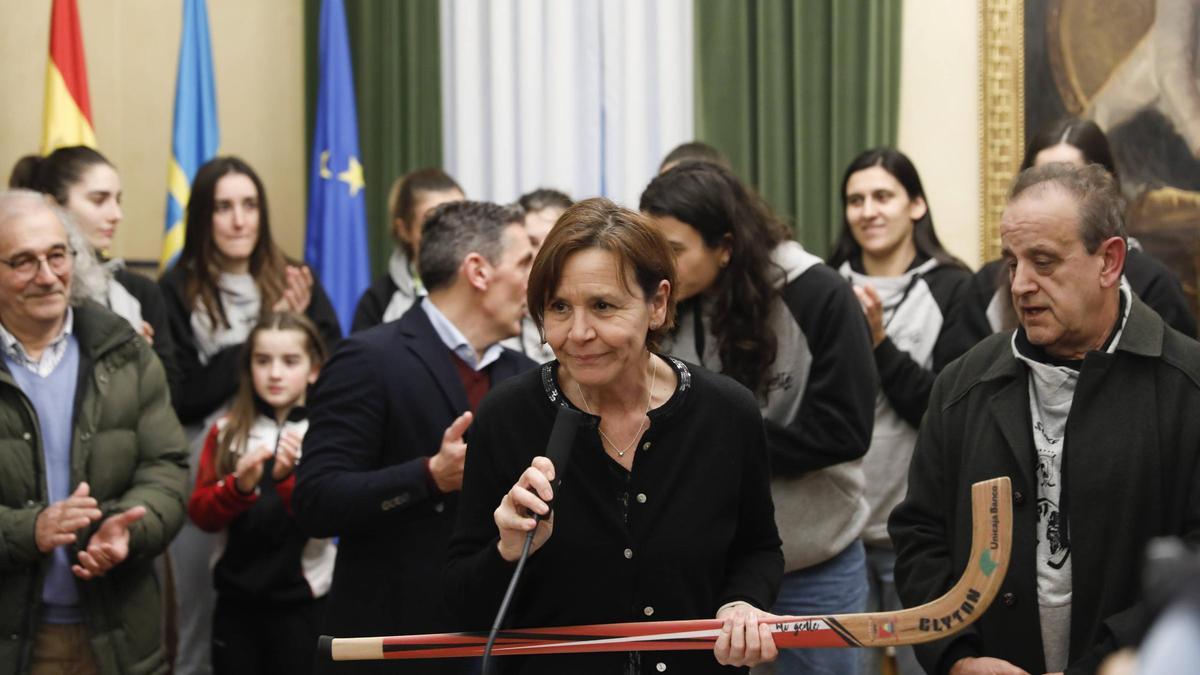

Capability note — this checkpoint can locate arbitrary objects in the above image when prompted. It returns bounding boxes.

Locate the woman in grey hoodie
[829,147,972,675]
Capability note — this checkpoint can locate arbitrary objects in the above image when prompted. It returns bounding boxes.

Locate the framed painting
[983,0,1200,316]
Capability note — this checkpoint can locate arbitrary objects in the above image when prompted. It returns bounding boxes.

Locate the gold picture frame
[979,0,1025,262]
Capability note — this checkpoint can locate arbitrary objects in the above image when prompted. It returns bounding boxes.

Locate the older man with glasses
[0,190,188,675]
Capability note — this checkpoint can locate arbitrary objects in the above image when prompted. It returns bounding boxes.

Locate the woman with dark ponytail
[9,146,179,393]
[641,161,877,675]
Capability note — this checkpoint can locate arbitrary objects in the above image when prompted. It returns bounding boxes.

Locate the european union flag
[306,0,369,333]
[162,0,219,270]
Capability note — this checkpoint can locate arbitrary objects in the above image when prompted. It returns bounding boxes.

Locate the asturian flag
[306,0,369,333]
[41,0,96,152]
[161,0,219,270]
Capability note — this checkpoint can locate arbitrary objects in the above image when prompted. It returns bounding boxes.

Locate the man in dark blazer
[295,201,537,674]
[890,163,1200,675]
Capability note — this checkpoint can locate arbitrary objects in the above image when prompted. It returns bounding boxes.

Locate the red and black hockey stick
[320,476,1011,661]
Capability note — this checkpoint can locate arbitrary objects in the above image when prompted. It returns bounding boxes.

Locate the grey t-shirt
[1011,282,1131,671]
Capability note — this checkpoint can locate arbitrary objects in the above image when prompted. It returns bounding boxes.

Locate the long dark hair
[179,156,289,329]
[639,161,789,399]
[216,311,327,475]
[829,147,966,272]
[8,146,112,204]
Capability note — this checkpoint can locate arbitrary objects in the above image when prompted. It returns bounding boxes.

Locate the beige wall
[898,0,982,269]
[1,1,982,269]
[0,0,306,265]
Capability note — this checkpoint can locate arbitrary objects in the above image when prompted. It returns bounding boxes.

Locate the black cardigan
[158,263,342,425]
[444,357,784,675]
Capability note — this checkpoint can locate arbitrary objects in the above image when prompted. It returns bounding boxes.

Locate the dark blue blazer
[294,304,535,673]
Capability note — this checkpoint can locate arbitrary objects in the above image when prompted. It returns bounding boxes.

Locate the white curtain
[441,0,693,209]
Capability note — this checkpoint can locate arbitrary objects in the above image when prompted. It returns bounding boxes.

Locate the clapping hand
[272,431,303,481]
[429,412,472,493]
[852,284,886,347]
[234,445,275,494]
[35,482,102,553]
[72,506,146,580]
[273,265,315,313]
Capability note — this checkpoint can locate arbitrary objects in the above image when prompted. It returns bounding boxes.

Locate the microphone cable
[480,406,583,675]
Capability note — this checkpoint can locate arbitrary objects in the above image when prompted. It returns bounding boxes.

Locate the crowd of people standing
[1,114,1197,675]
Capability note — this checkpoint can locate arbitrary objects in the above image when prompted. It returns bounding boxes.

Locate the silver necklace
[575,358,657,458]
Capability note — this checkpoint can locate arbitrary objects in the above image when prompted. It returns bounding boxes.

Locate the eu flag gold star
[319,150,332,179]
[338,156,364,197]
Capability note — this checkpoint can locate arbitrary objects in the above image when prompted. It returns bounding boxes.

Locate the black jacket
[113,268,181,401]
[890,297,1200,675]
[350,272,398,334]
[294,305,534,674]
[158,263,342,425]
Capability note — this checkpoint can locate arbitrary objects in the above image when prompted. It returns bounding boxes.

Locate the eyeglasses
[0,248,75,281]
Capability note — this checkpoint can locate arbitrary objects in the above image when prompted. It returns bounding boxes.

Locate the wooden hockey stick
[321,476,1011,661]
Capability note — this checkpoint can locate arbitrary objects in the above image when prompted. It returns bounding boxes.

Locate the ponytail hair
[7,146,113,205]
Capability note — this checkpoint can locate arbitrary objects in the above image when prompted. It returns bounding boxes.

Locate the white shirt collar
[420,297,503,371]
[0,307,75,376]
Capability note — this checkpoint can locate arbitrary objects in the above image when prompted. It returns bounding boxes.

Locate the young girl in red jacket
[188,311,333,675]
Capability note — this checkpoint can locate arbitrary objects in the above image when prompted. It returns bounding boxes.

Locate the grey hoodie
[667,241,877,571]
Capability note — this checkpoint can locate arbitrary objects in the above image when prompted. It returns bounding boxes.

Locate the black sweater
[445,357,784,675]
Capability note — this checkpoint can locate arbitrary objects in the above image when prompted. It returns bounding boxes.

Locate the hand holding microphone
[494,406,582,562]
[495,457,556,561]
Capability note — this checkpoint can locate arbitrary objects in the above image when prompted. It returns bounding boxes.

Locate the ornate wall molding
[979,0,1025,261]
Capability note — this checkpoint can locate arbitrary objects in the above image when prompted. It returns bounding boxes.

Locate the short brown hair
[527,197,677,351]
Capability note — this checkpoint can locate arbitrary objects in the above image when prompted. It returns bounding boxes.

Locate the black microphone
[481,406,584,674]
[535,405,584,524]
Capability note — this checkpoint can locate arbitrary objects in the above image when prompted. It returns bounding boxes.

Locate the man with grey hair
[0,190,188,674]
[295,201,535,674]
[891,163,1200,675]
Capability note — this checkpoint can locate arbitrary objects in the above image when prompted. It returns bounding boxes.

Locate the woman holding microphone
[445,198,783,674]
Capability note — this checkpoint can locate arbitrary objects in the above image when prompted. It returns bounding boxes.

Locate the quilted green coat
[0,302,188,674]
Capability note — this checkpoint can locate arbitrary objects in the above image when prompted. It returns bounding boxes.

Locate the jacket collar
[977,294,1163,490]
[979,294,1161,386]
[396,303,471,413]
[71,299,139,361]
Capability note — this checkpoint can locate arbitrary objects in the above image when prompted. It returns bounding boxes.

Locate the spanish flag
[41,0,96,153]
